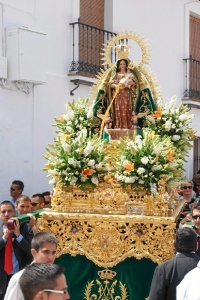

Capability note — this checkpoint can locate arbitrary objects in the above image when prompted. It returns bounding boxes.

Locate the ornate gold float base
[38,200,184,268]
[51,183,179,217]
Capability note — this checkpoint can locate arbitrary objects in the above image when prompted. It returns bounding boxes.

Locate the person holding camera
[0,201,34,300]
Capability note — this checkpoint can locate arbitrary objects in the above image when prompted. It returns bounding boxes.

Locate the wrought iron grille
[69,21,117,76]
[183,56,200,100]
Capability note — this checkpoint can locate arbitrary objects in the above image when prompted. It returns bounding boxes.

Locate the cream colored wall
[0,0,82,199]
[112,0,200,181]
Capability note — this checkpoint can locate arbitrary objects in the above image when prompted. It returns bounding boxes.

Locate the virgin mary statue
[92,40,158,140]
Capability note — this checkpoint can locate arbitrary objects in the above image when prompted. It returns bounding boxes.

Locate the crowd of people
[2,175,200,299]
[148,171,200,300]
[0,180,70,300]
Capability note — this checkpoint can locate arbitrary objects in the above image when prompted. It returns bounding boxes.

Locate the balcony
[69,20,117,77]
[183,56,200,108]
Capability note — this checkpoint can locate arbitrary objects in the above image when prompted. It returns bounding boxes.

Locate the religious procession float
[37,32,195,300]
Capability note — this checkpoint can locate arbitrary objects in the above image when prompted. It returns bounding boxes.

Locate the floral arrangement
[145,96,196,158]
[43,98,109,189]
[112,130,183,194]
[43,96,195,195]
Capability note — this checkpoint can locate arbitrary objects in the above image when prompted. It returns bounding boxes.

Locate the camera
[7,219,16,230]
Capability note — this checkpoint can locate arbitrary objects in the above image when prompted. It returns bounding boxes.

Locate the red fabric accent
[4,234,13,274]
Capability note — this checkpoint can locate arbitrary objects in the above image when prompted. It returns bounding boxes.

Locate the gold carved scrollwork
[38,211,178,267]
[51,182,182,217]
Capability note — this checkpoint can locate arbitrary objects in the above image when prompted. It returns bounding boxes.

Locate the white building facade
[0,0,200,199]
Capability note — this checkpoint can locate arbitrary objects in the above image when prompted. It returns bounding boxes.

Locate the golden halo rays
[101,31,151,68]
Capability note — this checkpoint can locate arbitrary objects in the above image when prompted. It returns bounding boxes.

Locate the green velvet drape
[56,254,157,300]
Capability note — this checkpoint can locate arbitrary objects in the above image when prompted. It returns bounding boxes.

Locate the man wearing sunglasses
[19,263,70,300]
[31,194,45,212]
[42,191,52,208]
[10,181,24,212]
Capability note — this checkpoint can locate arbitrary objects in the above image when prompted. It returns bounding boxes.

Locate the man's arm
[4,270,24,300]
[176,276,188,300]
[13,220,33,259]
[148,265,168,300]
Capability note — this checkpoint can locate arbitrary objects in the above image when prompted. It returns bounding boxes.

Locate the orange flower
[57,114,65,122]
[151,108,162,118]
[167,150,175,162]
[104,175,116,184]
[50,151,56,156]
[189,129,196,138]
[124,162,134,173]
[82,168,93,176]
[43,164,51,170]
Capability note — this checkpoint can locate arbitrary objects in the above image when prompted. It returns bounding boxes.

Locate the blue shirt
[3,225,23,274]
[9,198,18,216]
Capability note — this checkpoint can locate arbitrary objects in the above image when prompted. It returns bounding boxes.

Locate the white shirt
[4,269,24,300]
[177,261,200,300]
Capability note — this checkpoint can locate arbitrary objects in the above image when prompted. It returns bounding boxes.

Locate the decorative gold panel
[51,183,179,217]
[38,200,184,268]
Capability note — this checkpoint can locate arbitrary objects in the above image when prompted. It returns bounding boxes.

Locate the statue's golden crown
[115,44,130,60]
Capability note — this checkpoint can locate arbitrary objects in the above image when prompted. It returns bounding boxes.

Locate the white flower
[152,164,162,171]
[88,159,95,167]
[146,115,156,124]
[115,174,126,182]
[137,168,145,175]
[67,120,72,126]
[169,95,177,107]
[96,162,103,168]
[91,176,99,185]
[59,133,67,143]
[48,169,59,176]
[80,176,88,182]
[87,106,93,119]
[68,158,79,167]
[125,177,136,183]
[179,114,187,122]
[123,159,129,166]
[68,110,75,120]
[127,141,135,148]
[135,135,142,144]
[152,145,162,155]
[141,156,149,165]
[62,142,71,152]
[165,120,172,131]
[70,176,78,185]
[171,135,180,141]
[49,178,56,185]
[65,126,73,133]
[84,142,94,156]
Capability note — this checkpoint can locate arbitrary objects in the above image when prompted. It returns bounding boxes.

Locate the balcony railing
[69,21,117,76]
[183,56,200,100]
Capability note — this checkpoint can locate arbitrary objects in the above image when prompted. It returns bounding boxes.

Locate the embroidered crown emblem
[98,269,116,280]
